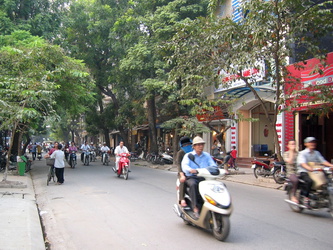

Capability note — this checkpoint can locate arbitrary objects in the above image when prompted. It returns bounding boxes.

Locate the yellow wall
[238,110,250,157]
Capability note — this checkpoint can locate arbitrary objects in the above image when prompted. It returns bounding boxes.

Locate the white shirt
[114,145,129,160]
[51,150,65,168]
[100,146,110,152]
[80,144,91,151]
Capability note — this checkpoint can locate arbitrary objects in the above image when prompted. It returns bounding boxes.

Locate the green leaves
[0,31,94,132]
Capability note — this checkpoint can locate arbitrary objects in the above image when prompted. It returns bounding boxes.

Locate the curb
[133,161,284,190]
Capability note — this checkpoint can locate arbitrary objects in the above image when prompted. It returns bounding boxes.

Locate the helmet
[192,136,205,145]
[179,136,193,154]
[304,137,316,143]
[179,136,192,147]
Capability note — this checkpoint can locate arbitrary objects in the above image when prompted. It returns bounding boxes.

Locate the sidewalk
[134,160,285,190]
[0,166,45,250]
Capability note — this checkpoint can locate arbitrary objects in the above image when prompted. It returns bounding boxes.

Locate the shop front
[285,52,333,161]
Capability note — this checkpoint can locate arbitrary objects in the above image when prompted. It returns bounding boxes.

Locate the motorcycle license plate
[251,164,256,169]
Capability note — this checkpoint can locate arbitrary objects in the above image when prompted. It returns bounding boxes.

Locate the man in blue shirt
[181,136,217,218]
[297,137,333,205]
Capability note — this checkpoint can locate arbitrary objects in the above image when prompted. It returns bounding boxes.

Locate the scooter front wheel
[212,213,230,241]
[123,166,129,180]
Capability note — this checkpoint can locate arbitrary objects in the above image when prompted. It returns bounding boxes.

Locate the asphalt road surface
[31,159,333,250]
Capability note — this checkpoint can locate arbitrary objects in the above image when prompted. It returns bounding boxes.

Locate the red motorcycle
[251,154,286,184]
[115,153,130,180]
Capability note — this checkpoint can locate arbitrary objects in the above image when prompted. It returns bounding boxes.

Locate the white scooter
[173,154,233,241]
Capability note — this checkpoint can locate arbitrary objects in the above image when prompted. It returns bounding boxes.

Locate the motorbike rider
[80,141,91,162]
[100,142,110,162]
[176,136,193,207]
[297,137,333,207]
[283,139,299,204]
[90,142,96,161]
[37,143,42,156]
[69,142,77,162]
[181,136,217,218]
[113,141,129,172]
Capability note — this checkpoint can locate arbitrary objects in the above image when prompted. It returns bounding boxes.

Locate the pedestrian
[283,140,299,203]
[211,140,220,158]
[230,146,237,168]
[31,143,37,160]
[49,142,58,155]
[50,144,65,185]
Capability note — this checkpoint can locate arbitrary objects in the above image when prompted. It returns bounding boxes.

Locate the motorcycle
[69,152,77,168]
[113,153,130,180]
[251,154,286,184]
[285,167,333,217]
[82,151,90,166]
[129,151,140,162]
[173,154,232,241]
[161,152,173,164]
[90,149,97,162]
[37,152,42,161]
[101,151,109,165]
[272,161,287,184]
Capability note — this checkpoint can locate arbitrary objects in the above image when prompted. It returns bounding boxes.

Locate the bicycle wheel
[123,166,129,180]
[106,156,109,166]
[51,168,56,182]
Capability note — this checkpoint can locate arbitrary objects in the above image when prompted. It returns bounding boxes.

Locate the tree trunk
[103,128,110,148]
[2,123,18,182]
[147,97,158,154]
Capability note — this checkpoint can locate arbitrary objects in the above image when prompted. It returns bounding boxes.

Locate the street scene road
[29,158,333,250]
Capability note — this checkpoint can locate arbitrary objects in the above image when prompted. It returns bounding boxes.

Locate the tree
[0,31,94,181]
[0,0,68,40]
[167,0,333,159]
[119,0,210,153]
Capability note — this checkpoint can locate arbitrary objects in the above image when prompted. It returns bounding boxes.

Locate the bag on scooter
[308,171,326,189]
[308,162,327,189]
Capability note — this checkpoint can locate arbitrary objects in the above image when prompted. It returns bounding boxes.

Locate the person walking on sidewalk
[50,144,65,185]
[283,140,299,204]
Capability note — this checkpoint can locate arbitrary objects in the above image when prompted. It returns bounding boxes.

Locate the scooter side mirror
[188,154,195,162]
